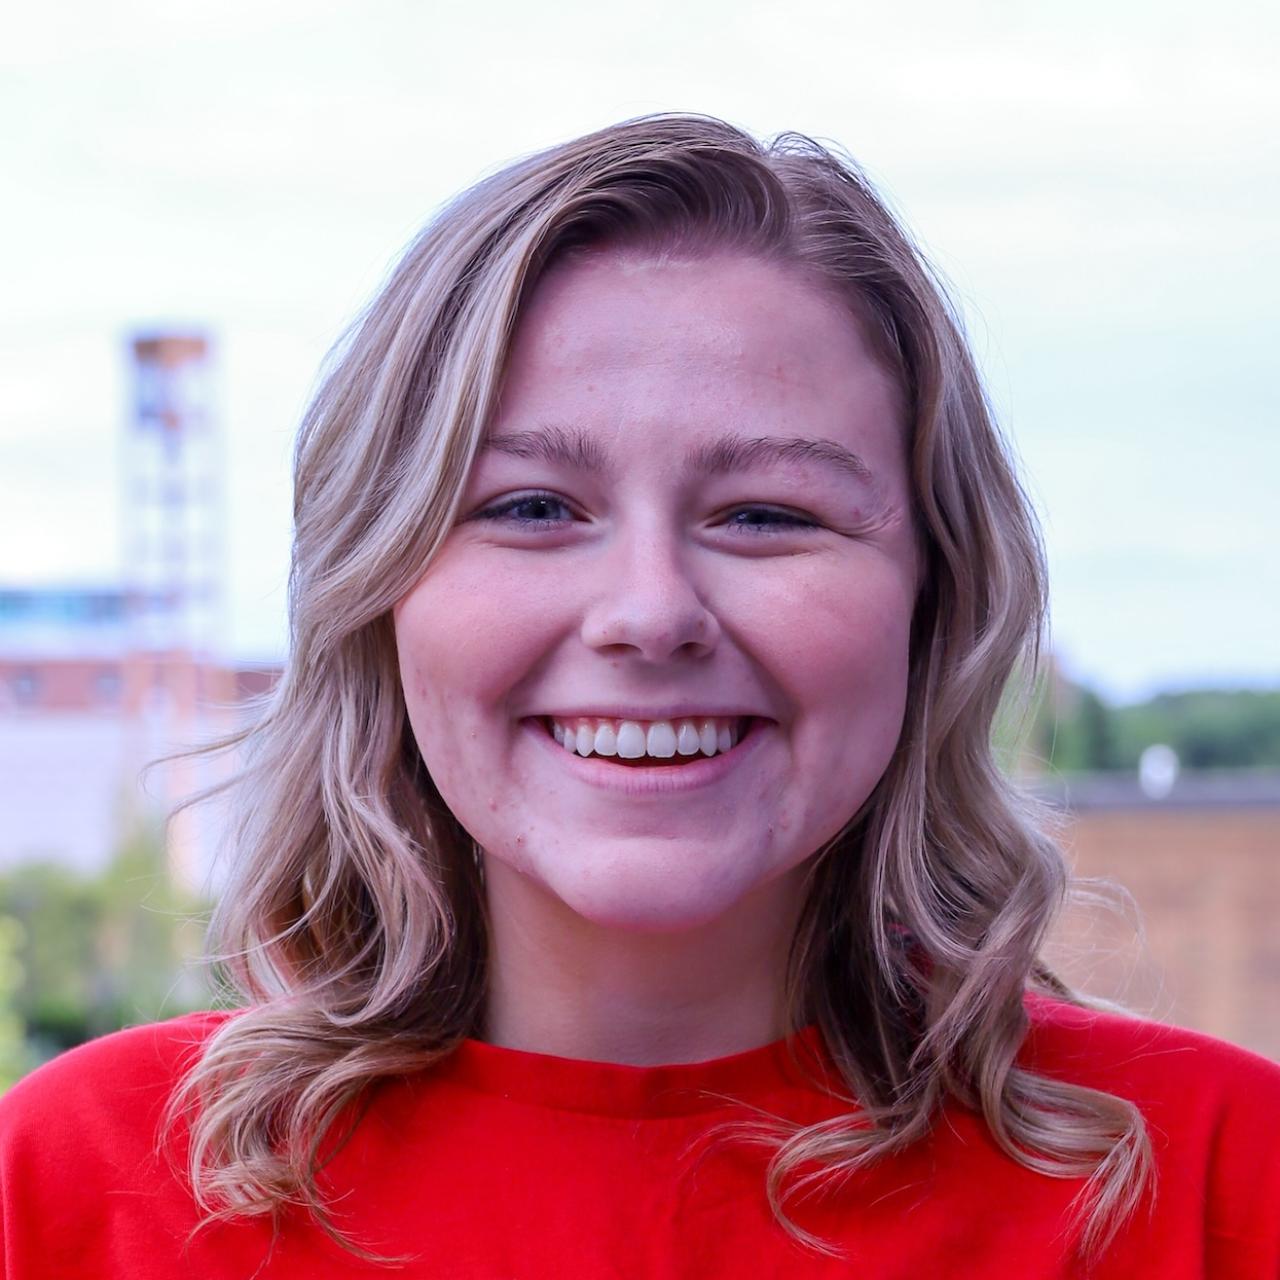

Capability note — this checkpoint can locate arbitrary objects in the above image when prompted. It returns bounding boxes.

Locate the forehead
[491,250,906,465]
[510,249,881,381]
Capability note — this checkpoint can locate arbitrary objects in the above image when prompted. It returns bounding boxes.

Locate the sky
[2,0,1277,701]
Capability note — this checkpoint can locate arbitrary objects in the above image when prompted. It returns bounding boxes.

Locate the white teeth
[546,715,748,762]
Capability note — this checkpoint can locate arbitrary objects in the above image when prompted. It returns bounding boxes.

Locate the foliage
[1109,689,1280,770]
[0,822,214,1076]
[0,916,34,1089]
[1016,675,1280,774]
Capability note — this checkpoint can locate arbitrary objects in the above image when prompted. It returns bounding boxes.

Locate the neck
[481,860,808,1066]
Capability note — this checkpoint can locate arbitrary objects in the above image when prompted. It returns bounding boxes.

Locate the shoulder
[1022,993,1280,1263]
[0,1011,272,1276]
[1,1008,234,1118]
[1022,991,1280,1109]
[0,1009,236,1172]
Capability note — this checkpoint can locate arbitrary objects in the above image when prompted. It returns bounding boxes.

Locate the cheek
[833,591,913,724]
[395,556,552,719]
[753,558,915,779]
[755,555,914,687]
[394,552,578,828]
[786,600,912,849]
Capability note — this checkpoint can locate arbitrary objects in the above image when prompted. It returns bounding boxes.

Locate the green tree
[1113,690,1280,770]
[0,822,213,1070]
[1017,673,1280,775]
[0,915,34,1090]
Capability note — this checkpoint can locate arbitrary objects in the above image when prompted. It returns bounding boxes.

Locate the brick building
[1043,772,1280,1061]
[0,586,277,889]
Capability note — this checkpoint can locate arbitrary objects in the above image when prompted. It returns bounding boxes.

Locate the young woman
[2,114,1277,1279]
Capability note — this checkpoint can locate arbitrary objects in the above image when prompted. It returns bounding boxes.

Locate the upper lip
[530,706,768,723]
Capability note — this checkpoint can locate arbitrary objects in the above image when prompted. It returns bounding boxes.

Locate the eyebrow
[483,425,875,485]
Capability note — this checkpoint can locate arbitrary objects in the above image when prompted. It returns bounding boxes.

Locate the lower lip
[523,717,772,796]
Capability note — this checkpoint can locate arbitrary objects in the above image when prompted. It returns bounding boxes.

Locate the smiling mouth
[537,716,757,762]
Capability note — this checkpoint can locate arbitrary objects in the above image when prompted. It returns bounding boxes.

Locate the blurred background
[2,0,1276,1085]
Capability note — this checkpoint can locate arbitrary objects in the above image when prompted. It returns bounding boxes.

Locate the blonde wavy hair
[167,113,1151,1263]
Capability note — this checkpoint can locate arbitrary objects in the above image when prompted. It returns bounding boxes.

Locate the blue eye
[472,495,819,535]
[474,492,574,526]
[723,507,819,535]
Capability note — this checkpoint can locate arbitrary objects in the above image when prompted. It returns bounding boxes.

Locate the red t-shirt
[1,996,1277,1278]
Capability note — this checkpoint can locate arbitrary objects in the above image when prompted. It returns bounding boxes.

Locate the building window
[11,669,40,706]
[95,668,123,705]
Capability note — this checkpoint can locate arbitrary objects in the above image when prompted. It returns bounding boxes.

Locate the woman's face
[393,250,920,933]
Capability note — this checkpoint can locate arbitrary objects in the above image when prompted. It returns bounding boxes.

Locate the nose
[578,529,721,663]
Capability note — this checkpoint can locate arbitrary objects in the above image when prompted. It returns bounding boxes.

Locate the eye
[473,491,576,527]
[722,506,820,535]
[470,495,820,535]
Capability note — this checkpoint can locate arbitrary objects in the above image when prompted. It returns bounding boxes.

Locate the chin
[547,853,758,935]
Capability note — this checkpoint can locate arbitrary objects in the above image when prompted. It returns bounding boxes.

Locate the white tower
[124,333,221,660]
[121,332,228,890]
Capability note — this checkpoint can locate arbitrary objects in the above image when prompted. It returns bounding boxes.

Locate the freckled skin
[392,252,920,1046]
